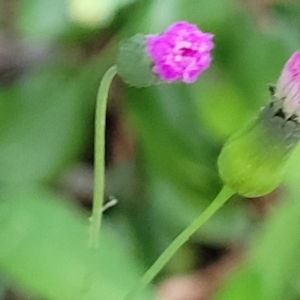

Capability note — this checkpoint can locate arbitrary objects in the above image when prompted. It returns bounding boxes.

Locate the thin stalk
[89,65,117,249]
[124,185,234,300]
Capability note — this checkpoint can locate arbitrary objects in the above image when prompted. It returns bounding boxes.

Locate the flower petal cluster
[146,22,214,84]
[275,51,300,118]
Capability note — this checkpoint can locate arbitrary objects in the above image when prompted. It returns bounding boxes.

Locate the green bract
[218,101,300,197]
[116,34,160,88]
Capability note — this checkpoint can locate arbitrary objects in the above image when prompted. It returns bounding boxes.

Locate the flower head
[146,22,214,84]
[275,51,300,118]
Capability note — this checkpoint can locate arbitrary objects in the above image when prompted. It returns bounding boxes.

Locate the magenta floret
[146,22,214,84]
[275,51,300,118]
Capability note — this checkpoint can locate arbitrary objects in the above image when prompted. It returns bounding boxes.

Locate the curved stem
[89,65,117,249]
[124,185,234,300]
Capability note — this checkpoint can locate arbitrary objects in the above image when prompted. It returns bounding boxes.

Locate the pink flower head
[275,51,300,118]
[146,22,214,84]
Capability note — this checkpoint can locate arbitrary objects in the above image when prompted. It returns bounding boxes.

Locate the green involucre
[116,34,160,87]
[218,102,300,197]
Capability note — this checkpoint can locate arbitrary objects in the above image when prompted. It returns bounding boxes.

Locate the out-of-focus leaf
[18,0,70,41]
[285,143,300,191]
[0,35,118,184]
[214,145,300,300]
[125,84,219,200]
[175,0,236,30]
[0,276,6,300]
[272,2,300,52]
[0,187,154,300]
[214,11,288,110]
[214,197,300,299]
[127,0,236,34]
[0,65,90,183]
[149,176,251,246]
[213,266,265,300]
[192,73,252,139]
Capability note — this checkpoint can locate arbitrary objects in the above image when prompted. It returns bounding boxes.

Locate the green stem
[89,65,117,249]
[124,185,234,300]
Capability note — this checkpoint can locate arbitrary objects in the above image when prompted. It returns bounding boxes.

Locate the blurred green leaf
[18,0,70,40]
[125,85,220,200]
[213,266,265,300]
[214,11,289,110]
[214,145,300,300]
[0,186,154,300]
[128,0,236,34]
[0,276,6,300]
[192,72,252,139]
[149,176,251,247]
[0,65,90,183]
[272,2,300,52]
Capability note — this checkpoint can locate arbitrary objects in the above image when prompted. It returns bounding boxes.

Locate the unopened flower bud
[218,51,300,197]
[116,22,214,87]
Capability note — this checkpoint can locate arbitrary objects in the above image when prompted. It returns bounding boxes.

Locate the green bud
[218,101,300,197]
[116,34,161,88]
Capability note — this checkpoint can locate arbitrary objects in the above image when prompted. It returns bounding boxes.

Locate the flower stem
[124,185,234,300]
[89,65,117,249]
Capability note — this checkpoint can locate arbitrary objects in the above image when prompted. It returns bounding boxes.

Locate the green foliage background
[0,0,300,299]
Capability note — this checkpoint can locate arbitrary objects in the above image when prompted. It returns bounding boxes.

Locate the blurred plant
[90,19,216,274]
[1,1,300,300]
[93,16,300,299]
